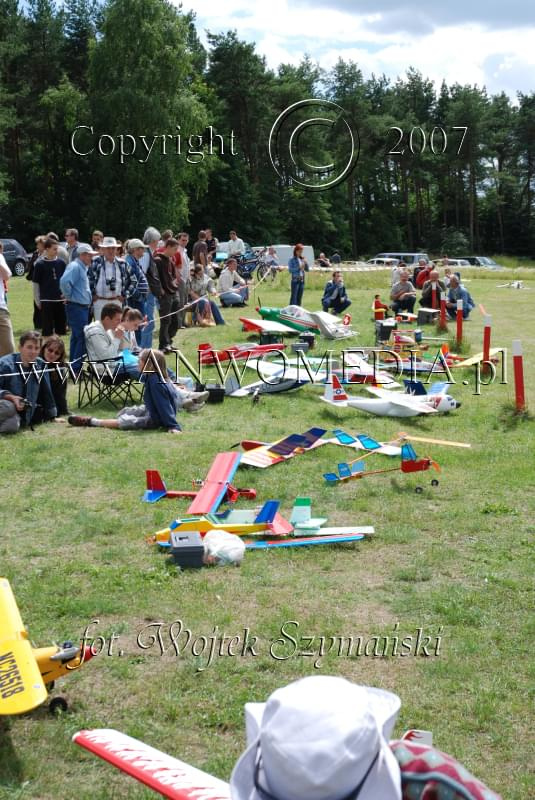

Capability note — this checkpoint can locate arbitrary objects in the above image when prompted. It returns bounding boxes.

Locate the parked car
[373,251,429,266]
[457,256,505,270]
[0,238,30,276]
[436,258,470,268]
[366,257,400,267]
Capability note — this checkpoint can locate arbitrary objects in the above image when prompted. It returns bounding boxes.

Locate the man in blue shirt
[60,243,98,370]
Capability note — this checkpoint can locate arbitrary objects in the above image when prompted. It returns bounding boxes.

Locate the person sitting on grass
[0,331,57,434]
[390,270,417,314]
[40,335,69,417]
[218,258,248,307]
[68,349,208,433]
[321,270,351,314]
[445,274,475,319]
[188,265,225,325]
[420,269,446,308]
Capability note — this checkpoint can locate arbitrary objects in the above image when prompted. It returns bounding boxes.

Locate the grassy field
[1,266,534,799]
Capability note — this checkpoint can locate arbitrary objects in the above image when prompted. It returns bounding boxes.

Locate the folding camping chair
[76,358,143,410]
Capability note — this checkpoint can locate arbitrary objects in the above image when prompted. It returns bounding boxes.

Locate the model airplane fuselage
[0,578,93,715]
[321,376,460,418]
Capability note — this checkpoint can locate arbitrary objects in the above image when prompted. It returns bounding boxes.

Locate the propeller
[430,460,441,472]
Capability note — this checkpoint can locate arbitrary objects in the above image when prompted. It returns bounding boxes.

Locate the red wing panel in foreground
[73,729,231,800]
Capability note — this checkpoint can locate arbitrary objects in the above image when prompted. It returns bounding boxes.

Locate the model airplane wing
[239,428,328,468]
[453,347,502,368]
[186,452,241,514]
[308,311,356,340]
[364,386,437,414]
[240,317,298,335]
[73,729,231,800]
[0,578,47,715]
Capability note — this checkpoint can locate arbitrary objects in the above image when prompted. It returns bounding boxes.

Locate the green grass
[0,269,534,799]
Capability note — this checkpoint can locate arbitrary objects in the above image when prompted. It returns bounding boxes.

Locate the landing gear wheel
[431,479,439,487]
[49,696,68,715]
[415,486,423,494]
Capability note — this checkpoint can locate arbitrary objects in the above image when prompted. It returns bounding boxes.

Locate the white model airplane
[321,375,460,418]
[237,352,395,390]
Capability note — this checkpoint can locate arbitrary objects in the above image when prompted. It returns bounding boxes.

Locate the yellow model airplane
[0,577,93,715]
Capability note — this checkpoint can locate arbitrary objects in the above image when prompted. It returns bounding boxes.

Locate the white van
[255,244,315,267]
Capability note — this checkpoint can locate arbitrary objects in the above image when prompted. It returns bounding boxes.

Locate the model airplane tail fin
[404,379,427,396]
[324,375,349,404]
[290,497,312,525]
[254,500,280,524]
[143,470,168,503]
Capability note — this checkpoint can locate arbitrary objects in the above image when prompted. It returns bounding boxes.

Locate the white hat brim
[231,684,401,800]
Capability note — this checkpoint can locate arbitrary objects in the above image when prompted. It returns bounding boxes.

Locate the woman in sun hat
[230,675,402,800]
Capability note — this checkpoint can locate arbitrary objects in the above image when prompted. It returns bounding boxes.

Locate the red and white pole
[456,299,463,347]
[483,314,492,364]
[512,340,526,411]
[440,295,447,328]
[431,281,438,309]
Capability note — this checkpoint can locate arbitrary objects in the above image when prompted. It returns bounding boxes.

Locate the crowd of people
[389,256,475,318]
[0,229,475,436]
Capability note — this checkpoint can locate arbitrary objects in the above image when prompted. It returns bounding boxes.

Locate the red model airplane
[197,342,285,365]
[144,452,256,510]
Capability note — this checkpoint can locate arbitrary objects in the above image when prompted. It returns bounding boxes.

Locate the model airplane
[324,441,440,492]
[321,375,460,417]
[288,497,374,538]
[197,342,286,365]
[237,427,328,468]
[0,577,93,715]
[240,352,394,389]
[143,453,256,510]
[242,305,355,339]
[151,500,293,545]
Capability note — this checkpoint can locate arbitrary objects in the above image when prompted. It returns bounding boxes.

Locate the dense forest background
[1,0,534,257]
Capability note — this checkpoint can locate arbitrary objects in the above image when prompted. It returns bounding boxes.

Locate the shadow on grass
[0,720,24,788]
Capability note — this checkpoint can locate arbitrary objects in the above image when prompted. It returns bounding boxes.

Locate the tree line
[1,0,534,258]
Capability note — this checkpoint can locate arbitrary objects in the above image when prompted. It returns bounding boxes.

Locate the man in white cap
[60,243,98,370]
[230,675,402,800]
[88,236,139,320]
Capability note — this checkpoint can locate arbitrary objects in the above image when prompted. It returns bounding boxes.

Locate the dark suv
[0,238,30,276]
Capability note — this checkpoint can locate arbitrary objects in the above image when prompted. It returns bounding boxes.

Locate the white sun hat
[101,236,119,248]
[230,675,401,800]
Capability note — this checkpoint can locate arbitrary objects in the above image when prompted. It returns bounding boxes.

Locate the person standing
[32,238,67,336]
[139,227,162,349]
[64,228,80,262]
[124,238,149,343]
[227,230,245,257]
[154,238,181,353]
[176,232,191,329]
[192,230,209,273]
[288,243,308,306]
[88,236,138,320]
[59,243,97,369]
[0,243,15,356]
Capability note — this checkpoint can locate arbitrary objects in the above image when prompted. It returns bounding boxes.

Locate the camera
[106,278,116,292]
